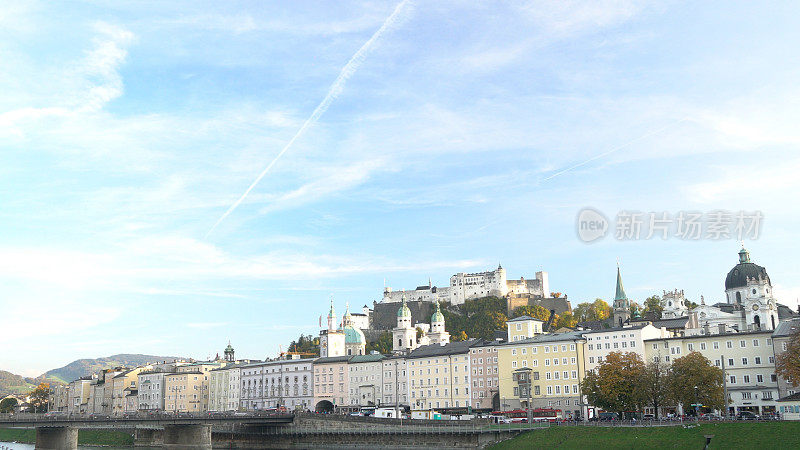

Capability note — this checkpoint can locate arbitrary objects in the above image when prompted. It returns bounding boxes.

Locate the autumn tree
[29,383,51,413]
[581,352,646,416]
[511,305,551,322]
[554,312,577,329]
[366,332,393,354]
[0,397,18,413]
[668,352,724,414]
[643,295,663,320]
[451,331,468,342]
[641,358,670,419]
[573,299,613,322]
[776,327,800,388]
[550,292,563,298]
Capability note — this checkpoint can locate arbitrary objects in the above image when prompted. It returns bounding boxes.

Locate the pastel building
[497,331,587,419]
[407,340,480,411]
[469,343,500,411]
[645,331,778,416]
[313,356,350,412]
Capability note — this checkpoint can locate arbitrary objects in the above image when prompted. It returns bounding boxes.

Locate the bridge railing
[0,411,293,424]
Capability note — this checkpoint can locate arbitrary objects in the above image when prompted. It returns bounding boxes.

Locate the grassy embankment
[0,428,133,446]
[491,422,800,449]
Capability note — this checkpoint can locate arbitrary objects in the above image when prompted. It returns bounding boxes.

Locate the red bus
[530,408,563,422]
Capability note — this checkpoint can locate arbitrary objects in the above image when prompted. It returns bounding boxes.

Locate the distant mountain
[38,354,185,384]
[0,370,36,397]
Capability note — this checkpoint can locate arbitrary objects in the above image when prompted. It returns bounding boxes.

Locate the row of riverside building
[47,317,800,419]
[49,249,800,419]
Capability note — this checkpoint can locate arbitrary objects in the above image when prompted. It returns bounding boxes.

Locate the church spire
[615,265,627,302]
[327,296,336,331]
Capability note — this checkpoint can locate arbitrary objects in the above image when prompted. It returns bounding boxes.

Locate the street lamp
[694,386,699,419]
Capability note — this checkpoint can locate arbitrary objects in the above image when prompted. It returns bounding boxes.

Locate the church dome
[398,296,411,318]
[431,302,444,323]
[343,325,365,344]
[725,248,770,290]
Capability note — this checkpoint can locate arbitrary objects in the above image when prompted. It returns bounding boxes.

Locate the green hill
[0,370,36,397]
[39,354,184,384]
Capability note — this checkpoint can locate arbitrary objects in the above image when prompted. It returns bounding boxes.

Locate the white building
[584,323,668,371]
[137,371,170,411]
[348,354,386,408]
[241,356,314,411]
[380,357,409,408]
[661,289,689,319]
[209,363,243,412]
[691,248,783,333]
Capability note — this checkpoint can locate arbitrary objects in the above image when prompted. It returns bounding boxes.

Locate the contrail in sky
[540,118,689,182]
[206,0,414,238]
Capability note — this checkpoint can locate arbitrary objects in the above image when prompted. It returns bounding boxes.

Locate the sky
[1,1,800,376]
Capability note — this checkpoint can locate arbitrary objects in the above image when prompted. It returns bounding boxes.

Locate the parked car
[737,411,759,420]
[700,413,723,421]
[642,414,655,420]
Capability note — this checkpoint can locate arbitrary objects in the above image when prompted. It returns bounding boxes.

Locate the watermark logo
[576,208,763,243]
[577,207,609,243]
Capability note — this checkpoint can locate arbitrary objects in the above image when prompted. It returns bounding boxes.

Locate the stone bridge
[0,412,294,449]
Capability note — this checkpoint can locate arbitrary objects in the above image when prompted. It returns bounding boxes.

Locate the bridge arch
[315,400,334,413]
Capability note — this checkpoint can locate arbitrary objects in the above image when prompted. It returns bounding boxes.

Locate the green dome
[398,296,411,318]
[431,302,444,323]
[343,325,365,344]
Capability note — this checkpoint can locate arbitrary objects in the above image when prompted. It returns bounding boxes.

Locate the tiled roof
[498,331,585,346]
[406,339,484,359]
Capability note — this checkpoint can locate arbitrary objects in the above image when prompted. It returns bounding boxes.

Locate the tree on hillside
[581,352,646,416]
[554,312,577,329]
[643,295,663,320]
[442,296,508,340]
[510,305,551,322]
[776,326,800,387]
[668,352,724,414]
[641,358,670,419]
[451,331,468,342]
[572,303,591,322]
[288,334,320,356]
[0,397,18,413]
[574,299,612,322]
[29,383,50,413]
[365,332,393,354]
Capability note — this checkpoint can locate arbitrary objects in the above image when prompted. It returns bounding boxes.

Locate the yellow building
[507,316,544,342]
[407,340,481,412]
[164,362,223,413]
[111,367,150,416]
[497,331,586,419]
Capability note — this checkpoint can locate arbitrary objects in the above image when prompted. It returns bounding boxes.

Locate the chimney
[718,324,726,335]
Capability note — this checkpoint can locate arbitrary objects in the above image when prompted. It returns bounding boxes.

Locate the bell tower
[613,265,630,327]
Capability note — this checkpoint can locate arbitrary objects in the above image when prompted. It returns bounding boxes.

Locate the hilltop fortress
[371,265,570,331]
[381,264,550,305]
